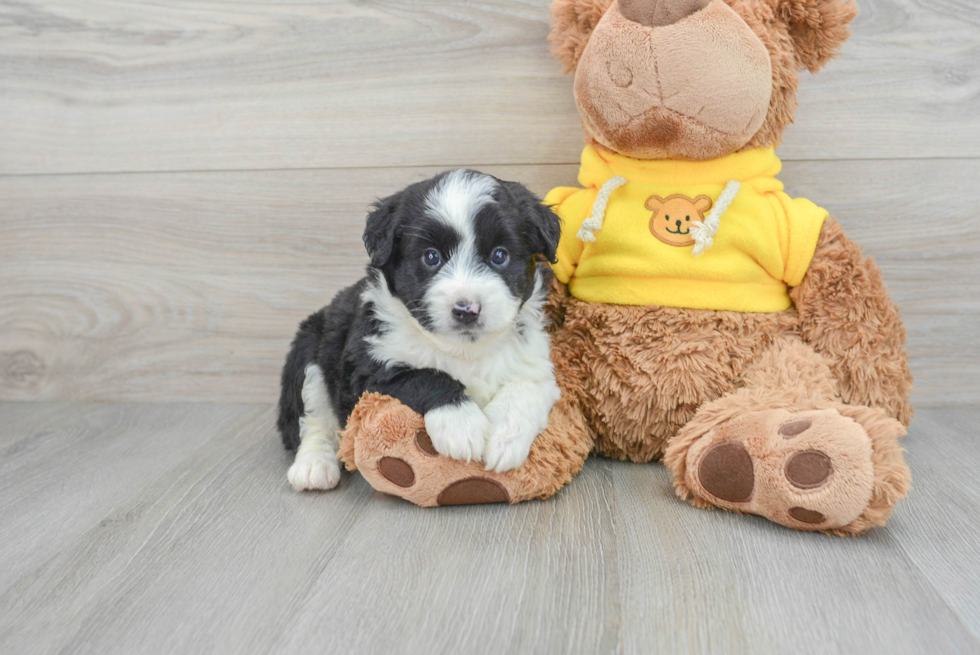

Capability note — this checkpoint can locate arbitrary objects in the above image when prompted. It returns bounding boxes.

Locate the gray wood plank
[274,458,621,655]
[0,403,374,655]
[0,402,79,448]
[0,402,266,595]
[2,159,977,406]
[891,407,980,641]
[0,0,977,175]
[604,462,977,654]
[1,403,978,655]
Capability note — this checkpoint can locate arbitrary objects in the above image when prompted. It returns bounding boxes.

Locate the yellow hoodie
[546,146,828,313]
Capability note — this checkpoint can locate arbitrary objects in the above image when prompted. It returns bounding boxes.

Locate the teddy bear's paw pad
[787,507,826,524]
[687,409,875,531]
[377,456,415,488]
[779,418,812,437]
[437,478,510,506]
[784,450,833,490]
[697,441,753,503]
[415,429,439,457]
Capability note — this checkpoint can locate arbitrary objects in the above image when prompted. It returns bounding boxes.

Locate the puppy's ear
[362,191,404,268]
[550,0,614,74]
[777,0,858,73]
[530,202,563,264]
[501,181,563,264]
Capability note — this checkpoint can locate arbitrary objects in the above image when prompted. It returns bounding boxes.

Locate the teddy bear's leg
[336,389,592,507]
[791,216,914,426]
[662,337,910,535]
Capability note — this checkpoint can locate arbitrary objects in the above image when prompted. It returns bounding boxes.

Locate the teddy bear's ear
[645,196,664,212]
[693,196,713,213]
[777,0,858,73]
[549,0,614,74]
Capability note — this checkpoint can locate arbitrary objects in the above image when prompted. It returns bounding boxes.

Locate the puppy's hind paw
[288,452,341,491]
[424,401,489,463]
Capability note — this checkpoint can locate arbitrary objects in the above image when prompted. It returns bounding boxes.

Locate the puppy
[277,169,563,491]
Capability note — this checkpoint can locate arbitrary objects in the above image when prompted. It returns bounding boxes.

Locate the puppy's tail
[277,311,325,451]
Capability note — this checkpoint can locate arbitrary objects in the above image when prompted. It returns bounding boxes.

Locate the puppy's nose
[619,0,709,27]
[676,220,683,228]
[452,300,481,325]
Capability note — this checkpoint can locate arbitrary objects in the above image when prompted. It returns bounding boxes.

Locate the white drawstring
[576,176,628,242]
[690,180,741,257]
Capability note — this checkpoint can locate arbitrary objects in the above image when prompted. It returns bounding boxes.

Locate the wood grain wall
[1,0,978,406]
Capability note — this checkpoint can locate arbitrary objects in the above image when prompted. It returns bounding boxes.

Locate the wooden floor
[0,403,977,654]
[2,0,979,653]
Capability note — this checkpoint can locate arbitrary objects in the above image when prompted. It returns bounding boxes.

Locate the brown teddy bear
[338,0,912,535]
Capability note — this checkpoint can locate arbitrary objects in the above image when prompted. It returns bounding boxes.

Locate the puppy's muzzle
[452,300,481,326]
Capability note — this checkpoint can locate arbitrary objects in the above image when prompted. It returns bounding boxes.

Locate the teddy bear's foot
[665,405,910,535]
[365,426,514,506]
[338,392,593,507]
[338,394,513,506]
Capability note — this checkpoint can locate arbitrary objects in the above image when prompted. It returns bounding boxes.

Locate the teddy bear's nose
[618,0,710,27]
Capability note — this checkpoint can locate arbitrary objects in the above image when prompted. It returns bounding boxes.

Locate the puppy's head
[363,170,561,343]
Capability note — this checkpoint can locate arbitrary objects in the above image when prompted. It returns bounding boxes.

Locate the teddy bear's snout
[619,0,710,28]
[573,0,773,160]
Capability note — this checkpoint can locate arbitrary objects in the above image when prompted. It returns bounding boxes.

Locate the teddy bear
[336,0,912,535]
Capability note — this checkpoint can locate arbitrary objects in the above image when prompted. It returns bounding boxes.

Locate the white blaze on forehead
[421,170,518,340]
[424,169,498,239]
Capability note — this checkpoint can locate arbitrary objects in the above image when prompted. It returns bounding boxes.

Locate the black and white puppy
[277,170,563,490]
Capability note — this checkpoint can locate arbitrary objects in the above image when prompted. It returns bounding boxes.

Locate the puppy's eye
[422,249,442,268]
[490,247,510,267]
[665,215,670,221]
[685,216,690,222]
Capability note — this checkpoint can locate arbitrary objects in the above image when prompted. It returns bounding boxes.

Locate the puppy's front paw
[288,452,341,491]
[424,401,489,463]
[483,417,534,473]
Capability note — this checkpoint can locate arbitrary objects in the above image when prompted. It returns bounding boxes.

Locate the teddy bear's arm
[790,216,913,426]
